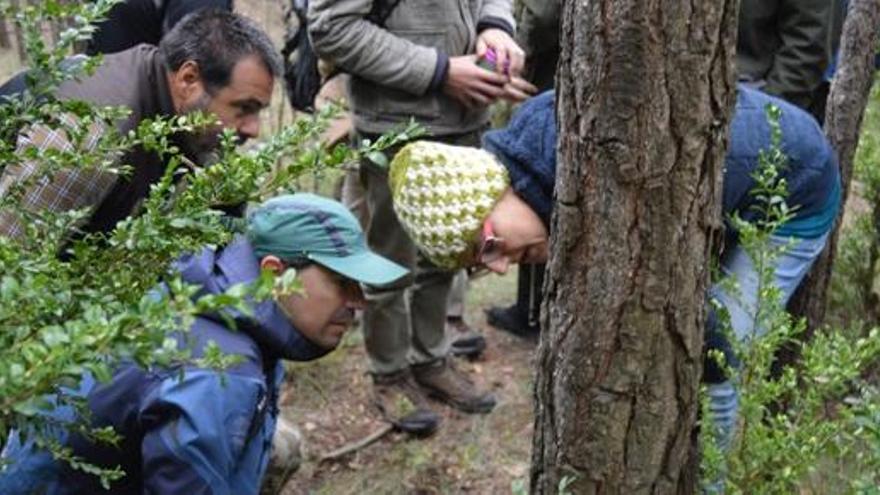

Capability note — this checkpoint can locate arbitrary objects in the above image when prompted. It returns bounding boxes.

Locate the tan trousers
[343,168,467,318]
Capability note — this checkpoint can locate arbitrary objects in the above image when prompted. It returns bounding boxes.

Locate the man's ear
[259,255,285,275]
[168,60,204,110]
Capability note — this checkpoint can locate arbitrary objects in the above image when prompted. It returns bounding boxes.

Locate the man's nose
[329,306,356,326]
[238,115,260,141]
[346,299,366,313]
[346,288,367,311]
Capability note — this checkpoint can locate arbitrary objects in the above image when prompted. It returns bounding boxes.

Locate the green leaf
[366,150,388,168]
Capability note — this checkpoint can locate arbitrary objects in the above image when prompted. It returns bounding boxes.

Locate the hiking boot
[412,358,496,414]
[486,305,539,339]
[260,417,302,494]
[371,369,440,436]
[447,316,487,358]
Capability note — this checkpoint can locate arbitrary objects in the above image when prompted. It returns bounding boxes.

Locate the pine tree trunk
[530,1,737,493]
[786,0,880,329]
[11,0,27,63]
[0,15,12,49]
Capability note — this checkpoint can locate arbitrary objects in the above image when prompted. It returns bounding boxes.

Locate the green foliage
[701,104,880,493]
[0,1,416,485]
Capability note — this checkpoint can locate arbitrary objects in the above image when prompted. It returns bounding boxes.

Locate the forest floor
[278,272,536,495]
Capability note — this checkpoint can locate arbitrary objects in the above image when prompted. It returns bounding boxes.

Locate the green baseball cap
[247,193,407,285]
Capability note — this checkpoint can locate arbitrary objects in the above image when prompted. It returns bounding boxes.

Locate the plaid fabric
[0,113,116,239]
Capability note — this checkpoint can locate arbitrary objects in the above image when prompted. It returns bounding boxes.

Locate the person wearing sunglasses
[388,86,840,456]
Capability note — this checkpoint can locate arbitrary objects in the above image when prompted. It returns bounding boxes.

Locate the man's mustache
[329,307,355,326]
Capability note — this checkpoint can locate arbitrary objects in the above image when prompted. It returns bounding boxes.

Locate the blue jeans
[705,230,829,453]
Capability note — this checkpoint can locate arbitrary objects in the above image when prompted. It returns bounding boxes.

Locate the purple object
[477,47,509,74]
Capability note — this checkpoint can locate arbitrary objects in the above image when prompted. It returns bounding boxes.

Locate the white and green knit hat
[389,141,510,269]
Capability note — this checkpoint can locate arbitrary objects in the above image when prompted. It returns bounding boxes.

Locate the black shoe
[447,317,487,358]
[486,305,538,338]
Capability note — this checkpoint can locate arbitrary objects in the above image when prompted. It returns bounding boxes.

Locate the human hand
[476,28,525,77]
[500,76,538,103]
[443,54,508,108]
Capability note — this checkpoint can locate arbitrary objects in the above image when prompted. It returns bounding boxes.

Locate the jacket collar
[143,46,176,118]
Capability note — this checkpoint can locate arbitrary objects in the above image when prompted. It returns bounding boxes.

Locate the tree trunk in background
[530,1,737,494]
[11,0,26,63]
[787,0,880,329]
[0,14,11,49]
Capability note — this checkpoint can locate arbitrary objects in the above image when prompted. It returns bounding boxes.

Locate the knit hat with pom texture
[389,141,509,269]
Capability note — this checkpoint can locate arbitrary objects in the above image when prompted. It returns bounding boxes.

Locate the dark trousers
[357,130,481,374]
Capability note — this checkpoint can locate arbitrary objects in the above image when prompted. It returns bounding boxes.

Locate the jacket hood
[172,236,330,362]
[482,90,557,227]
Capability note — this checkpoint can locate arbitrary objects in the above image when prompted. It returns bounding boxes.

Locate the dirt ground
[278,272,537,495]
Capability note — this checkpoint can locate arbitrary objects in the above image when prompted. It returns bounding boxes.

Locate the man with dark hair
[0,193,408,494]
[159,9,280,96]
[0,9,280,239]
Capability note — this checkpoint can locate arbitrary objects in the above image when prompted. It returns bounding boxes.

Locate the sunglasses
[467,219,506,278]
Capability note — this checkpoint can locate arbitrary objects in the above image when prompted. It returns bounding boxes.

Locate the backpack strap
[368,0,405,26]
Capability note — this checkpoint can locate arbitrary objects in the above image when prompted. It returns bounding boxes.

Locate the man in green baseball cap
[249,192,409,288]
[0,192,407,494]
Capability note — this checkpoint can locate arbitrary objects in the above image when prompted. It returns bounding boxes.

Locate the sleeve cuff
[477,16,515,37]
[427,51,450,93]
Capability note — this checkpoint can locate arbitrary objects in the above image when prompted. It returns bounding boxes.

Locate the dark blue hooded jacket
[483,86,840,238]
[0,237,328,494]
[485,87,841,384]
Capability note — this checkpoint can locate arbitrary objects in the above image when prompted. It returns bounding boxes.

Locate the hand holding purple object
[477,47,510,75]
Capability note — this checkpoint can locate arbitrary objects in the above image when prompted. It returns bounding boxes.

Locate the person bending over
[387,87,840,453]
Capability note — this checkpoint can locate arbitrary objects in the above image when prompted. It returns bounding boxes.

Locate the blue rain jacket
[483,85,840,238]
[0,237,328,494]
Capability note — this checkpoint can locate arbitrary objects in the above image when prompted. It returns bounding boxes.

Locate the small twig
[319,423,394,463]
[177,153,199,172]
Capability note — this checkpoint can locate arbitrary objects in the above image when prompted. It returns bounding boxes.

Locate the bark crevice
[531,1,736,493]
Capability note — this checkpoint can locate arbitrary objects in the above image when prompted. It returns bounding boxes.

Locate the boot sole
[450,339,487,359]
[395,415,441,437]
[419,386,496,414]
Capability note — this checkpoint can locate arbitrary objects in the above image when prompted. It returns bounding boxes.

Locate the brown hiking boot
[447,316,487,358]
[260,417,302,494]
[371,369,441,436]
[412,358,496,414]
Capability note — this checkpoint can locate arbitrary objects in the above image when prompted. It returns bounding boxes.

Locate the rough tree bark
[787,0,880,328]
[530,1,737,494]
